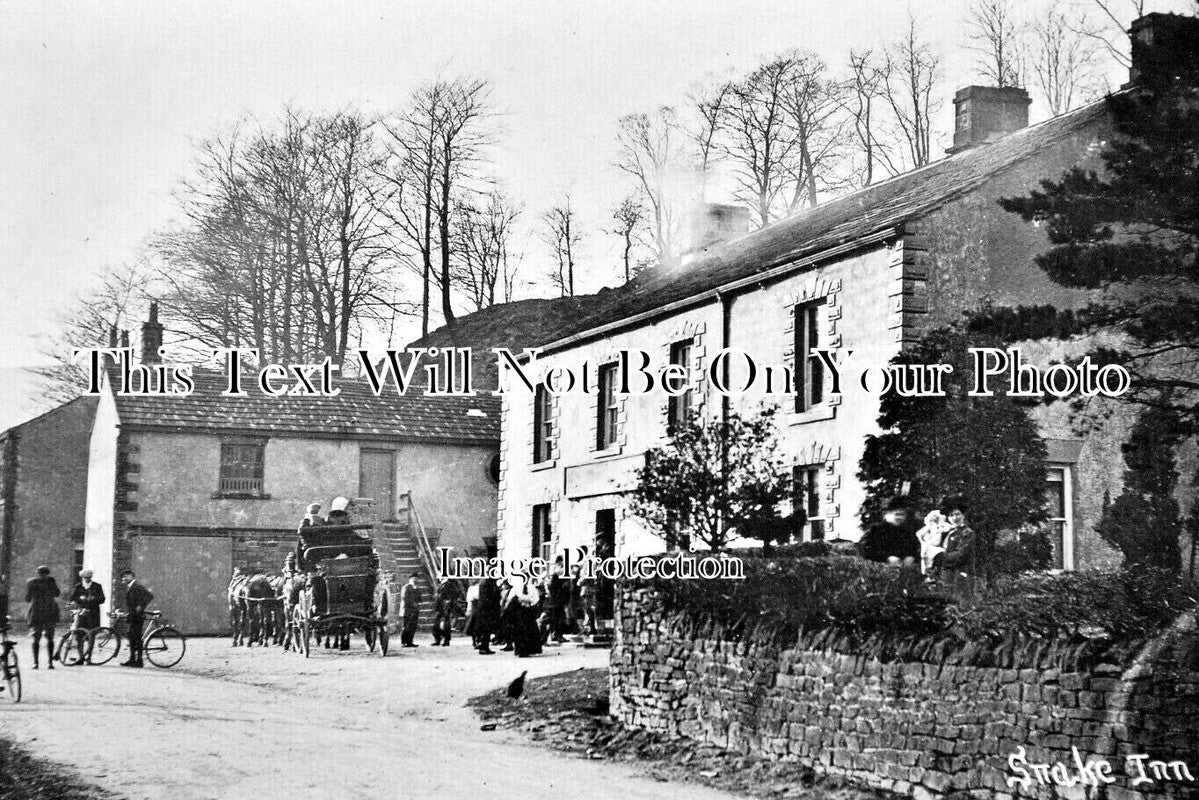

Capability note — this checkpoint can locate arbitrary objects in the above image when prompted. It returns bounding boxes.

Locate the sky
[0,0,1188,430]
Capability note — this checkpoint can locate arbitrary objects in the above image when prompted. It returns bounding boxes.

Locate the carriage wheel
[365,625,377,652]
[379,625,389,657]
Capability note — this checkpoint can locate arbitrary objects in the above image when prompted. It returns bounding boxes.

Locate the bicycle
[1,618,21,703]
[105,610,186,668]
[54,607,102,666]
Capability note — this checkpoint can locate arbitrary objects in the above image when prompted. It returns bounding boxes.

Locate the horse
[264,575,288,646]
[228,572,250,646]
[238,573,278,646]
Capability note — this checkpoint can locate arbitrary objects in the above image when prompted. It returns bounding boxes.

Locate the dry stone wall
[611,586,1199,800]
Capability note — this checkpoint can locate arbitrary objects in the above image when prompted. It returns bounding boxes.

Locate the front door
[360,449,396,520]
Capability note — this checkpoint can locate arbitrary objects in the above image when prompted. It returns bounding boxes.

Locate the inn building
[495,14,1199,584]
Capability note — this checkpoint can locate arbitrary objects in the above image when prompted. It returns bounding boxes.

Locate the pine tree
[1095,406,1184,572]
[969,21,1199,427]
[858,325,1049,567]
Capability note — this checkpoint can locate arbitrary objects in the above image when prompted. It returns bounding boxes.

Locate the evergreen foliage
[630,408,798,551]
[858,325,1049,562]
[968,35,1199,427]
[1096,405,1185,572]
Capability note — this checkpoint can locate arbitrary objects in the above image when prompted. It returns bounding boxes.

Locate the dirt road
[0,634,736,800]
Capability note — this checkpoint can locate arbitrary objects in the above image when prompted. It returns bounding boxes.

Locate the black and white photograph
[2,1,1199,798]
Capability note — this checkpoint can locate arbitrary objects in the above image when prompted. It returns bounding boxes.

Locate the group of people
[23,565,154,668]
[858,495,979,588]
[395,558,603,658]
[456,560,602,658]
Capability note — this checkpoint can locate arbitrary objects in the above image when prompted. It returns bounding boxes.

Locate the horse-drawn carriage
[291,522,391,657]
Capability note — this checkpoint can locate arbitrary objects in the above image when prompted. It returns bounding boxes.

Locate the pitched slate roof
[112,368,499,443]
[530,98,1111,352]
[409,295,601,388]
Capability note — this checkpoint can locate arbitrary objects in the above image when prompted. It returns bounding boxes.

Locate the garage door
[132,535,232,635]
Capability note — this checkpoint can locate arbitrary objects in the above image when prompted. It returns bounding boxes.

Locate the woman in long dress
[508,580,543,658]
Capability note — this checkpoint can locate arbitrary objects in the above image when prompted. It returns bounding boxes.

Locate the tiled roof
[113,369,499,443]
[531,99,1111,351]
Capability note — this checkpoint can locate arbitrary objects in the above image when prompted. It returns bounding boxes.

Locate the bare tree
[966,0,1027,87]
[156,109,398,365]
[616,107,685,267]
[308,111,393,361]
[721,57,798,226]
[609,196,647,282]
[720,52,851,224]
[1029,4,1105,115]
[432,78,492,325]
[33,263,153,403]
[378,85,442,337]
[779,52,849,210]
[541,198,583,297]
[1072,0,1148,69]
[453,189,522,310]
[883,17,943,168]
[688,79,733,202]
[377,77,492,333]
[845,49,900,187]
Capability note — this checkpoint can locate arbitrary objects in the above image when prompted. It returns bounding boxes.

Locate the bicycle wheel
[144,627,186,668]
[56,631,84,666]
[88,627,121,665]
[3,649,20,703]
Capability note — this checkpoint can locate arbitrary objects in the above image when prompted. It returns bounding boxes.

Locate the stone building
[495,14,1198,578]
[82,326,500,633]
[0,396,99,622]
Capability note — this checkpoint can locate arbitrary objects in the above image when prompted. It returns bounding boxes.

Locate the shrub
[991,526,1054,574]
[647,554,950,638]
[949,567,1198,641]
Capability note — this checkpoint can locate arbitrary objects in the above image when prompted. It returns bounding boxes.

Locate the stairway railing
[399,492,440,588]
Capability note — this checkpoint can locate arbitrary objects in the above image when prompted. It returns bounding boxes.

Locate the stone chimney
[946,85,1031,155]
[681,203,753,264]
[141,302,164,364]
[108,325,118,348]
[1128,13,1199,87]
[119,329,129,349]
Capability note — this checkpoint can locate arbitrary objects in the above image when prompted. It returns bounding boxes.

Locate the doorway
[595,509,616,621]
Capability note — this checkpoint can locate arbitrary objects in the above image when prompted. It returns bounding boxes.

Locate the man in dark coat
[431,578,463,646]
[399,572,422,647]
[465,578,499,655]
[68,569,106,664]
[542,560,570,644]
[25,565,60,669]
[859,497,921,567]
[120,570,154,667]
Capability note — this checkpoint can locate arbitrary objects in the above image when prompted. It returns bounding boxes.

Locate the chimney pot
[1128,13,1199,87]
[946,85,1031,155]
[141,301,164,364]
